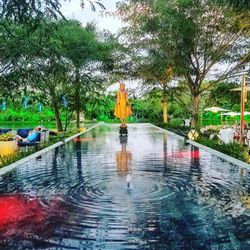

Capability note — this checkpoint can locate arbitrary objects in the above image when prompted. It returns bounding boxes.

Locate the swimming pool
[0,124,249,249]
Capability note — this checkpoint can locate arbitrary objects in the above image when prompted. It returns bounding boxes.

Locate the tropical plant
[197,136,250,163]
[0,132,15,141]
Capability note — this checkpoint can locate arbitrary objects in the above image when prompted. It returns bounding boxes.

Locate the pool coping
[149,123,250,169]
[0,124,99,176]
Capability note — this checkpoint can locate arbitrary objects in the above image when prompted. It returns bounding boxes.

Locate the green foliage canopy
[117,0,250,127]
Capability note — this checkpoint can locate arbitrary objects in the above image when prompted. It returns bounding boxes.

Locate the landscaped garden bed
[0,129,83,168]
[158,123,250,164]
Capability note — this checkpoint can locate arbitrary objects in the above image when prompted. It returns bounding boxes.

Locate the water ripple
[0,124,249,249]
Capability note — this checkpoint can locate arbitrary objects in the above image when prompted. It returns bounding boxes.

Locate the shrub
[197,137,249,163]
[0,132,15,141]
[170,118,184,127]
[157,123,250,163]
[0,108,56,122]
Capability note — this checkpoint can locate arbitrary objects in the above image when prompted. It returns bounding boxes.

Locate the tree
[136,52,173,124]
[58,20,115,128]
[205,81,239,108]
[0,21,34,101]
[118,0,250,127]
[0,0,106,40]
[212,0,250,9]
[0,0,105,23]
[0,18,117,131]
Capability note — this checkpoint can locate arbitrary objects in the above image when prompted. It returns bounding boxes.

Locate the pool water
[0,124,249,249]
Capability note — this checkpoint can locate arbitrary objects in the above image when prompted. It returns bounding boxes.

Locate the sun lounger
[17,128,50,150]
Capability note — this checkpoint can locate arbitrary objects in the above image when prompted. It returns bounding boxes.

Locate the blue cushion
[0,129,11,134]
[27,132,40,142]
[17,129,32,138]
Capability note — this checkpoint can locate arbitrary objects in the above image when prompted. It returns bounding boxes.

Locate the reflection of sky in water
[0,124,249,249]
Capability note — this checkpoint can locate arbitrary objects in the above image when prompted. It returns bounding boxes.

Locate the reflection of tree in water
[116,136,132,176]
[51,146,59,179]
[0,171,19,194]
[91,126,97,138]
[189,147,250,243]
[160,139,206,248]
[190,145,200,168]
[161,139,239,248]
[90,125,111,139]
[163,133,168,165]
[74,138,82,181]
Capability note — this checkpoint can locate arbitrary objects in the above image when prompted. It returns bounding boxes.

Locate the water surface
[0,124,249,249]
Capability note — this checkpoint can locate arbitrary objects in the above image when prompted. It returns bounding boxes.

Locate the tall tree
[136,52,173,124]
[58,20,115,128]
[118,0,250,127]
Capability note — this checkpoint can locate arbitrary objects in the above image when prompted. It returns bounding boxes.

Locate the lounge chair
[17,128,33,138]
[17,128,40,150]
[17,128,50,150]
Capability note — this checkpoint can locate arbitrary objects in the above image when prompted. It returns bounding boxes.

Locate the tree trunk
[75,69,81,129]
[192,94,199,128]
[75,88,80,128]
[163,89,168,124]
[76,101,80,128]
[53,102,63,132]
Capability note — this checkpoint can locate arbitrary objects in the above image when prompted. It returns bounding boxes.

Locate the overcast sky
[60,0,123,34]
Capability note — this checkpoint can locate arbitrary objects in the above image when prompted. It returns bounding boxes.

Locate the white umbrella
[221,112,239,116]
[222,111,250,116]
[204,107,230,112]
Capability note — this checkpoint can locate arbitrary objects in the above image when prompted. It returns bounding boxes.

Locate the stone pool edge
[149,123,250,169]
[0,124,99,176]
